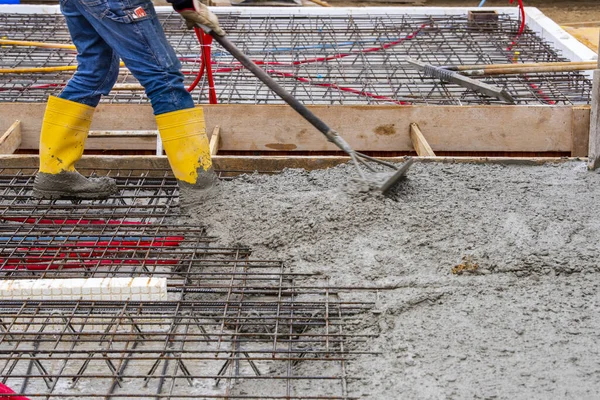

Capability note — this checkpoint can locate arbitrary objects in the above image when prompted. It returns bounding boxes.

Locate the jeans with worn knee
[59,0,194,115]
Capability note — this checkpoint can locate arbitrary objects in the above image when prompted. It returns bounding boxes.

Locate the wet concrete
[182,161,600,399]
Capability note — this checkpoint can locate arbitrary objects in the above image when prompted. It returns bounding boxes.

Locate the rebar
[0,11,593,105]
[0,166,376,399]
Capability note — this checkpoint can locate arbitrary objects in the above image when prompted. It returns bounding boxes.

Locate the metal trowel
[202,28,414,194]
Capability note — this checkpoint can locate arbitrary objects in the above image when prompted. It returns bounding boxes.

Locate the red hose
[198,30,218,104]
[504,0,554,104]
[186,46,206,93]
[188,27,218,104]
[210,24,428,105]
[2,217,145,225]
[0,383,29,400]
[266,70,409,105]
[213,24,427,74]
[507,0,526,51]
[0,258,178,270]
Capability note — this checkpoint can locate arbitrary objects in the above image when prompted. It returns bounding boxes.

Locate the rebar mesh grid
[0,11,592,105]
[0,166,375,399]
[0,296,374,399]
[0,167,186,226]
[0,166,275,223]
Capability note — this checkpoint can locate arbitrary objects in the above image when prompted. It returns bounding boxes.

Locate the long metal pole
[588,32,600,170]
[209,32,357,156]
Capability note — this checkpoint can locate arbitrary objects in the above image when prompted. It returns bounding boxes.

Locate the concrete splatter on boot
[177,167,219,211]
[33,171,118,200]
[33,96,119,200]
[156,107,218,210]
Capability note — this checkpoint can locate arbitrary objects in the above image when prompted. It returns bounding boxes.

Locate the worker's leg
[70,0,194,114]
[60,0,121,106]
[33,0,119,199]
[71,0,214,189]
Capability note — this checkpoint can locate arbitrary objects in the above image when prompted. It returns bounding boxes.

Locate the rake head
[350,153,415,194]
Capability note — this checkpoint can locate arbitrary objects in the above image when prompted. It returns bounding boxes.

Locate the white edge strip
[524,7,597,78]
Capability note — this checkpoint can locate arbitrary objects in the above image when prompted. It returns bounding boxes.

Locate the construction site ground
[329,0,600,25]
[186,161,600,398]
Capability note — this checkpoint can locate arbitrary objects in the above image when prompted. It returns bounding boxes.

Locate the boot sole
[32,188,118,200]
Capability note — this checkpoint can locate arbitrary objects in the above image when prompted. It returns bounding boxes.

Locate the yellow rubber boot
[39,95,94,174]
[156,107,215,185]
[33,96,118,199]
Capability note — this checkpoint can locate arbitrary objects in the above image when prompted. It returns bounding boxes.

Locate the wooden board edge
[0,120,22,155]
[409,123,436,157]
[0,155,586,174]
[2,103,581,153]
[572,106,591,157]
[209,125,221,156]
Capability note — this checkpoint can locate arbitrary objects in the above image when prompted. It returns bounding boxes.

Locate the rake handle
[210,33,343,149]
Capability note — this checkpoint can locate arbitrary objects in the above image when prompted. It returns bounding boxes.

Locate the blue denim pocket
[80,0,155,24]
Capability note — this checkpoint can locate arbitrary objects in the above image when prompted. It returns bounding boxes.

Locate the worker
[32,0,224,199]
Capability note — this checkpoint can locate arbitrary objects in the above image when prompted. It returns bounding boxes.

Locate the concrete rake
[209,32,414,194]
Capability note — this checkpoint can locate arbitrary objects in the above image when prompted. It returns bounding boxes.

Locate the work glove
[173,0,225,36]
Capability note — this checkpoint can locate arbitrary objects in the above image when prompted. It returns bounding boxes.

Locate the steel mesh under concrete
[0,167,180,224]
[0,10,593,105]
[0,297,373,399]
[0,166,375,399]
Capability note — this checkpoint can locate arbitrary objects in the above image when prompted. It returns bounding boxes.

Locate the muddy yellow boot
[156,107,217,200]
[33,96,118,199]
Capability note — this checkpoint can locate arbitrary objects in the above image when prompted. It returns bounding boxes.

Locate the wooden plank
[204,105,575,153]
[86,137,156,150]
[409,123,436,157]
[571,106,591,157]
[588,33,600,170]
[86,130,157,150]
[209,125,220,156]
[0,120,22,155]
[89,130,157,138]
[0,155,582,176]
[0,103,158,150]
[1,103,582,153]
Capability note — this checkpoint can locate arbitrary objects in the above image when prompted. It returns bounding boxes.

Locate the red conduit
[209,24,428,105]
[504,0,555,104]
[186,45,206,93]
[5,25,427,104]
[212,24,428,74]
[2,217,145,225]
[266,70,409,105]
[21,241,183,255]
[0,383,30,400]
[507,0,526,51]
[0,259,178,270]
[188,27,218,104]
[0,83,63,92]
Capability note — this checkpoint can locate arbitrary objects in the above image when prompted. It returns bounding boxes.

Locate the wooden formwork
[0,103,593,169]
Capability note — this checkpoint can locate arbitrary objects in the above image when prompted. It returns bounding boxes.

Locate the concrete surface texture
[185,161,600,398]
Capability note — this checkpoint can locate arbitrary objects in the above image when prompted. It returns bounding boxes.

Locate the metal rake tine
[349,153,367,180]
[354,154,377,172]
[355,152,403,170]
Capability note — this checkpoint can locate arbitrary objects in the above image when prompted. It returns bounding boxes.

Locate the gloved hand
[173,0,225,36]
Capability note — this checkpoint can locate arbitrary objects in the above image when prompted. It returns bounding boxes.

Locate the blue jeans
[59,0,194,115]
